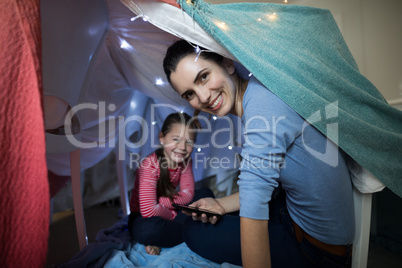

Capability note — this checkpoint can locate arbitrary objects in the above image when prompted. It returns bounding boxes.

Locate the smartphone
[172,203,222,219]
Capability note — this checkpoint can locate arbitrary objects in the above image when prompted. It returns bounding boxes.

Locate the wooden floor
[46,201,121,267]
[46,200,402,268]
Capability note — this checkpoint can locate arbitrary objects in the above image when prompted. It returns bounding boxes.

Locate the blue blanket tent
[52,0,401,266]
[175,0,402,197]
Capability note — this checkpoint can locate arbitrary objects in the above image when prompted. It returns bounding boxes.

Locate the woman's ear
[223,58,235,75]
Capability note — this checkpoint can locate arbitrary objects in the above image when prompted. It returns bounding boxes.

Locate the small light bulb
[212,116,217,120]
[120,40,131,49]
[152,121,157,125]
[215,20,229,31]
[155,78,163,85]
[130,15,142,22]
[228,146,233,150]
[108,104,116,112]
[197,148,201,152]
[267,13,277,22]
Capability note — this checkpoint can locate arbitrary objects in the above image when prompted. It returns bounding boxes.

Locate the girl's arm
[159,160,195,209]
[241,217,271,268]
[138,157,176,220]
[172,160,195,203]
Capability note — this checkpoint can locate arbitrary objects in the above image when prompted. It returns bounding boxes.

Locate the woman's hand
[187,197,226,224]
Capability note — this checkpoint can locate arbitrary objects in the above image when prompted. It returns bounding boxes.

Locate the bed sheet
[105,242,239,268]
[59,215,242,268]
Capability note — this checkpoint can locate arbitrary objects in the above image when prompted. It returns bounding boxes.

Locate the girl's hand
[188,197,226,224]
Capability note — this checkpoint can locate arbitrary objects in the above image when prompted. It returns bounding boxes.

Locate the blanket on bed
[59,216,242,268]
[177,0,402,197]
[0,0,49,267]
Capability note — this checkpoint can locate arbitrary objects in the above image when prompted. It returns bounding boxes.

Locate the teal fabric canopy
[178,0,402,197]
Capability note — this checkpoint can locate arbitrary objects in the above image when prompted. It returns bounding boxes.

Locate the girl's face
[159,123,195,168]
[170,54,237,117]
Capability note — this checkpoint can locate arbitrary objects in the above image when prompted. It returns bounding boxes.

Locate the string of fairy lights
[183,0,287,31]
[124,0,290,153]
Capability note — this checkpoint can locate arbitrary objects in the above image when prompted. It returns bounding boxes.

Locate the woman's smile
[208,93,223,110]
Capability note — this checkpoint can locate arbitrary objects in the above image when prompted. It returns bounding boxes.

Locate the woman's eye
[173,138,180,143]
[183,91,194,100]
[200,73,208,82]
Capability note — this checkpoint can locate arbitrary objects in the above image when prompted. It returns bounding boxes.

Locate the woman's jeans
[184,190,352,267]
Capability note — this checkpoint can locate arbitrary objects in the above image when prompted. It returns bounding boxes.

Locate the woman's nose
[197,88,211,104]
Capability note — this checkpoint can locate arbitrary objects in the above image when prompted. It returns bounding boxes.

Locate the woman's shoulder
[242,76,303,124]
[244,77,291,110]
[244,76,278,103]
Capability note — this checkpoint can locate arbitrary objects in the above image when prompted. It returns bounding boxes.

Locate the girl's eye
[186,140,194,146]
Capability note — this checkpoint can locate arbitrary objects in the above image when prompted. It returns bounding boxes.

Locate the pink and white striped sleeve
[137,156,176,220]
[159,160,195,209]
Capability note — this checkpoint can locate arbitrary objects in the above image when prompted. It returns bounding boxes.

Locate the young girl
[128,112,212,255]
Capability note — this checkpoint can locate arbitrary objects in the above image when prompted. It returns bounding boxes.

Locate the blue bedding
[104,243,238,268]
[59,216,241,268]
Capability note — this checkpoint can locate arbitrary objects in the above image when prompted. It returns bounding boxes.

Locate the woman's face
[170,54,237,117]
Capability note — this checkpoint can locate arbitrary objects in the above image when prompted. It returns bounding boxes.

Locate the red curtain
[0,0,49,267]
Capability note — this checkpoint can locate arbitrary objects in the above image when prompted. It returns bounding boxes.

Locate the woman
[163,40,354,268]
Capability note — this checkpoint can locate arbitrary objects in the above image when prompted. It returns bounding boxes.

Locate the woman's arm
[238,80,302,266]
[188,192,240,224]
[191,192,240,214]
[216,192,240,213]
[241,217,271,268]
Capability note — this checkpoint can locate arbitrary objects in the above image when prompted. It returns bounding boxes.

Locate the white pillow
[347,159,385,193]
